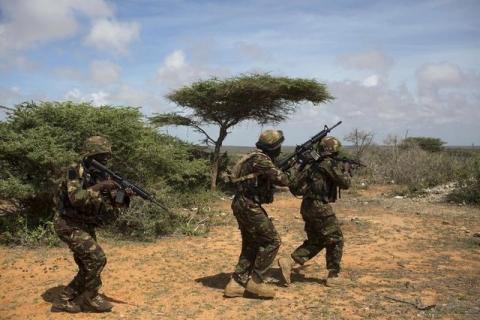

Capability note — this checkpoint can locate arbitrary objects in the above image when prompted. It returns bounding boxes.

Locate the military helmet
[83,136,112,157]
[256,129,285,151]
[317,136,342,154]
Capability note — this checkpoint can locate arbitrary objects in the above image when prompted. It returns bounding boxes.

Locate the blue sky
[1,0,479,146]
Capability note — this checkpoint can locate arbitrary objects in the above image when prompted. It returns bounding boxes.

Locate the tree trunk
[210,126,228,191]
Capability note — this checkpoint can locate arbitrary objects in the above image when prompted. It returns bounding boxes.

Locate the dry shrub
[358,145,465,193]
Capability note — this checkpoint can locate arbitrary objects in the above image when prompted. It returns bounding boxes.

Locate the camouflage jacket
[232,149,289,204]
[289,158,351,203]
[56,161,128,225]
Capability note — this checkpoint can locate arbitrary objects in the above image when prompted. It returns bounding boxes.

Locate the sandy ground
[1,186,479,320]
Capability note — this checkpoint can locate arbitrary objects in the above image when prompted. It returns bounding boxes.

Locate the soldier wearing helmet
[53,136,130,313]
[224,129,290,299]
[278,136,352,287]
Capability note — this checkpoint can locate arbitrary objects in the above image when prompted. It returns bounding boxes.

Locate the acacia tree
[151,73,333,190]
[344,128,374,158]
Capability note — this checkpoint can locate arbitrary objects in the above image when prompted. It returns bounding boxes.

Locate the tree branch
[191,123,216,145]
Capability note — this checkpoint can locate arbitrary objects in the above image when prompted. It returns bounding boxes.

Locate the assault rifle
[332,156,366,169]
[276,121,342,171]
[90,159,171,213]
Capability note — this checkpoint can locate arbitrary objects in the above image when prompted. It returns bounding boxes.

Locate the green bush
[0,101,211,245]
[447,156,480,206]
[400,137,445,152]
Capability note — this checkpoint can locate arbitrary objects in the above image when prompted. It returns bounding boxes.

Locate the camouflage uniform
[231,149,289,285]
[53,136,128,312]
[288,137,351,275]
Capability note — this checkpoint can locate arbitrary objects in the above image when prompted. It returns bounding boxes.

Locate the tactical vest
[289,160,339,203]
[231,150,275,204]
[57,163,118,225]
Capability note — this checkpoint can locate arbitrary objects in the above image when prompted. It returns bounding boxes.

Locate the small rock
[363,202,369,205]
[473,232,480,238]
[442,221,449,225]
[394,196,404,199]
[460,226,470,234]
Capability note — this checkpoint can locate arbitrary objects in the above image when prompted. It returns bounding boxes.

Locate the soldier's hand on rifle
[125,187,135,196]
[90,179,118,192]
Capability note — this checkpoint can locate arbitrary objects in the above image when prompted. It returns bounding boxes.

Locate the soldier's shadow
[194,268,325,291]
[269,267,326,286]
[194,272,277,300]
[41,285,130,312]
[290,271,326,285]
[41,285,66,306]
[195,272,231,290]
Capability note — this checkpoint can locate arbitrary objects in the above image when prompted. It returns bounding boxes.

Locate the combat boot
[59,285,81,301]
[278,257,295,286]
[325,270,351,287]
[52,299,82,313]
[80,291,113,313]
[224,277,245,298]
[245,273,276,298]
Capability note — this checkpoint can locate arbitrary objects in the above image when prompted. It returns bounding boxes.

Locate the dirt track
[1,186,479,319]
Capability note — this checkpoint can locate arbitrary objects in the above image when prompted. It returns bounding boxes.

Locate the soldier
[52,136,131,313]
[278,136,351,287]
[224,130,290,299]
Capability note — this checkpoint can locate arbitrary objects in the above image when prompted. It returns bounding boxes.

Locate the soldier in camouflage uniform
[224,130,290,299]
[278,136,351,287]
[53,136,131,313]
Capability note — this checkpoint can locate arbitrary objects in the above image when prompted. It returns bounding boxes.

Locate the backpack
[288,164,311,197]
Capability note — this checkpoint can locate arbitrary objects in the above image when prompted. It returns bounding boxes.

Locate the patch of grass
[0,216,59,247]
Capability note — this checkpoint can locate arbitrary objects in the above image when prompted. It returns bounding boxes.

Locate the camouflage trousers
[291,198,344,273]
[231,195,281,285]
[54,213,107,295]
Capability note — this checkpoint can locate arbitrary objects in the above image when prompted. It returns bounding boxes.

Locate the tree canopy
[165,73,333,127]
[152,73,334,190]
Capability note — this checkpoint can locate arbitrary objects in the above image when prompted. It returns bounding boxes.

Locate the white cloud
[165,50,187,69]
[65,88,82,100]
[155,49,230,89]
[84,19,140,55]
[362,74,379,87]
[0,0,112,54]
[64,88,110,106]
[337,50,394,74]
[280,60,480,145]
[113,85,156,108]
[90,91,110,106]
[90,60,121,84]
[416,62,464,89]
